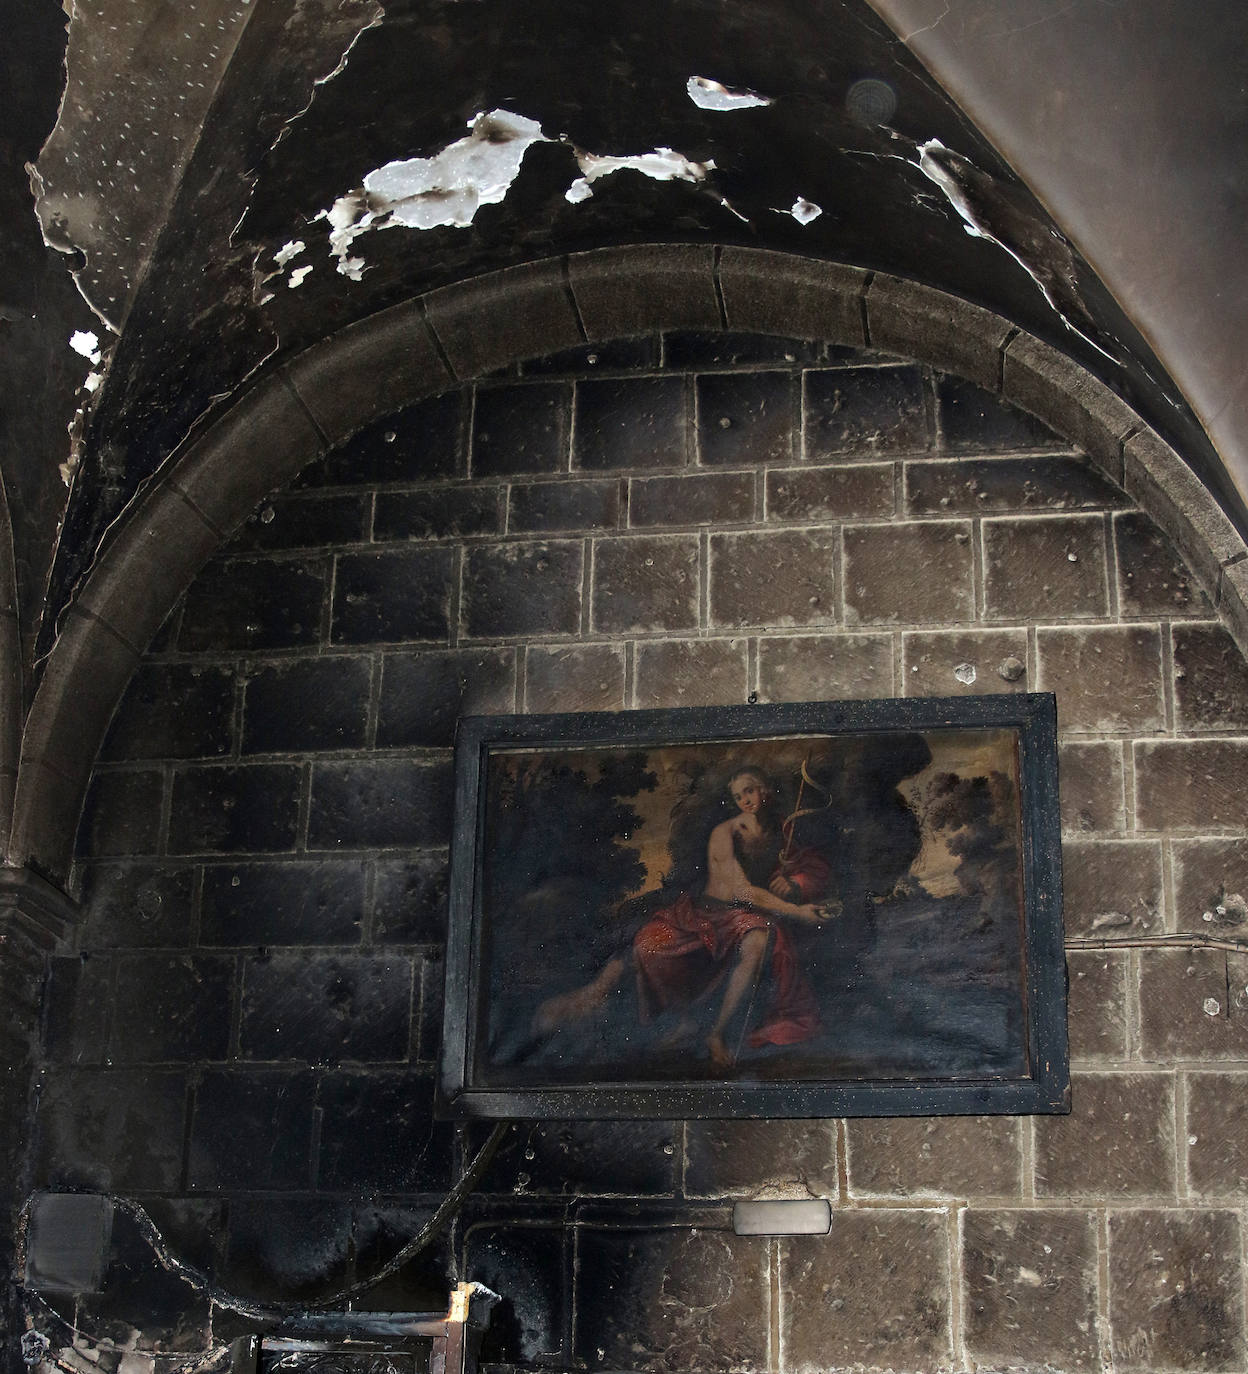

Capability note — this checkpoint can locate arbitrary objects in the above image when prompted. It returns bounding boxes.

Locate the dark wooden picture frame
[438,694,1067,1120]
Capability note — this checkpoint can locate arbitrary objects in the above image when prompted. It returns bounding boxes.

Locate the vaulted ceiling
[3,0,1247,669]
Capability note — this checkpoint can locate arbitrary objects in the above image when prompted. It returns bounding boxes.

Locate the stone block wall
[30,331,1248,1370]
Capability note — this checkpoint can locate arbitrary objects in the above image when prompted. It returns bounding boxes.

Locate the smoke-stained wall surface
[29,324,1248,1371]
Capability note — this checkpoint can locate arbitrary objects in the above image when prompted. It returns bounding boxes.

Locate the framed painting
[438,693,1067,1120]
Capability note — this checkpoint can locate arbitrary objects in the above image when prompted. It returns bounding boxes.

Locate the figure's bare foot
[706,1032,735,1068]
[532,956,626,1035]
[658,1016,698,1050]
[532,986,596,1034]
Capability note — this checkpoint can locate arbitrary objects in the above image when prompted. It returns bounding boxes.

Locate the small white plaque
[732,1199,831,1236]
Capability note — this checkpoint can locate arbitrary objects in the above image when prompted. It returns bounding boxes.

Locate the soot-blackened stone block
[413,952,445,1062]
[481,1121,678,1198]
[242,655,371,753]
[1172,622,1248,730]
[766,463,894,522]
[301,393,463,488]
[1035,1072,1175,1198]
[905,454,1124,516]
[522,337,660,376]
[188,1069,317,1190]
[696,370,794,466]
[199,860,365,946]
[1171,838,1248,932]
[330,547,453,645]
[804,365,930,459]
[110,954,234,1062]
[179,558,327,652]
[1036,625,1164,733]
[373,485,502,541]
[684,1119,837,1199]
[781,1212,951,1370]
[664,331,821,369]
[1138,948,1248,1060]
[1115,510,1211,617]
[758,633,893,704]
[591,535,698,635]
[308,758,453,849]
[42,955,112,1065]
[239,951,413,1062]
[709,528,837,628]
[1134,739,1248,831]
[1186,1072,1248,1196]
[523,643,626,713]
[373,852,448,944]
[465,1223,569,1365]
[1109,1209,1245,1371]
[78,769,164,858]
[78,1208,211,1353]
[471,381,571,477]
[574,376,689,471]
[1059,741,1126,834]
[508,479,619,533]
[36,1068,187,1192]
[351,1205,453,1311]
[462,541,583,639]
[574,1226,766,1373]
[628,471,754,527]
[78,864,195,948]
[962,1209,1099,1370]
[316,1072,452,1191]
[983,514,1109,620]
[634,638,748,708]
[377,648,516,748]
[102,663,235,761]
[222,1198,352,1302]
[232,491,370,553]
[1066,949,1128,1061]
[842,520,974,625]
[168,764,301,854]
[902,627,1030,698]
[937,375,1067,452]
[1060,839,1163,937]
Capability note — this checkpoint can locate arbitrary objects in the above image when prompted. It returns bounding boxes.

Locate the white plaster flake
[70,329,100,359]
[565,146,715,202]
[787,196,822,224]
[686,75,772,111]
[287,264,312,288]
[321,109,548,274]
[273,238,305,267]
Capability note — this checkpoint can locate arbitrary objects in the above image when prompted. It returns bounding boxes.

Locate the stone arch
[12,244,1248,884]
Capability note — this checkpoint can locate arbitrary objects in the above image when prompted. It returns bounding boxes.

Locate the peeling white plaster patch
[912,137,1116,363]
[565,146,715,203]
[788,196,822,224]
[83,371,103,393]
[273,239,305,267]
[70,329,100,359]
[686,75,772,111]
[287,264,312,288]
[321,109,548,274]
[322,110,718,272]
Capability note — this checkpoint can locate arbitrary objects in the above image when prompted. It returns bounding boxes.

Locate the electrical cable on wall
[18,1120,512,1362]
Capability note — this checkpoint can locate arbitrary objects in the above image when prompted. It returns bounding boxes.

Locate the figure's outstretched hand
[797,899,843,925]
[770,874,800,900]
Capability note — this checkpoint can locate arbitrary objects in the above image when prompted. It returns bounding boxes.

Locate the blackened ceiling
[3,0,1247,664]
